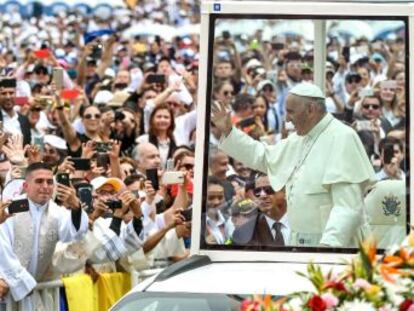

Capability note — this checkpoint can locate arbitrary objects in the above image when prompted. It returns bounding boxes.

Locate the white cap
[104,68,116,78]
[289,82,325,99]
[90,176,124,192]
[94,90,114,105]
[44,134,67,150]
[245,58,262,69]
[257,79,276,92]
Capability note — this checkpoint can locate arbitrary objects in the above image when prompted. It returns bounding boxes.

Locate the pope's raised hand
[211,100,232,137]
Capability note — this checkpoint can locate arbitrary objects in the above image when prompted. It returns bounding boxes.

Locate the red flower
[323,280,347,292]
[400,299,414,311]
[307,295,327,311]
[240,299,260,311]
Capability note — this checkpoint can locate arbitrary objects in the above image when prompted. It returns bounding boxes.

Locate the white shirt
[1,109,21,135]
[206,210,232,245]
[0,199,88,303]
[264,214,290,245]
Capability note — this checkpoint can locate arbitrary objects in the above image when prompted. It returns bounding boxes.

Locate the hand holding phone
[70,158,91,171]
[146,169,159,191]
[56,173,70,187]
[181,208,192,222]
[8,199,30,214]
[53,68,64,90]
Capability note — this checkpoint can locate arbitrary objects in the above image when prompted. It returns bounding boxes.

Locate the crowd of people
[0,1,199,309]
[0,4,409,309]
[206,20,407,248]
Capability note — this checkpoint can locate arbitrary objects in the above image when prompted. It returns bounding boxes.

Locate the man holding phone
[376,137,405,181]
[0,162,88,309]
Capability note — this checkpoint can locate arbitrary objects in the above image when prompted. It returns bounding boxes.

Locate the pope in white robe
[215,82,377,247]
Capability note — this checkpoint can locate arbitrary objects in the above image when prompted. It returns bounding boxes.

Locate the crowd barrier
[5,268,163,311]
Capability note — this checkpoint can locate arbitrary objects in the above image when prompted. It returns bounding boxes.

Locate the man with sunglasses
[214,82,376,248]
[352,95,392,136]
[232,175,288,246]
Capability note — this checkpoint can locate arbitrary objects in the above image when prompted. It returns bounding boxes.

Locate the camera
[105,199,122,210]
[95,142,112,153]
[91,43,103,59]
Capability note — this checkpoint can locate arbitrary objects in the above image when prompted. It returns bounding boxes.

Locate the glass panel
[203,15,408,252]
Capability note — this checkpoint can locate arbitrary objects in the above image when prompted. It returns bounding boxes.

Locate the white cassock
[50,217,145,276]
[0,198,88,311]
[220,113,377,247]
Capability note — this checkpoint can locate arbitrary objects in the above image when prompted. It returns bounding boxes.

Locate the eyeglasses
[253,186,275,197]
[84,113,101,120]
[223,90,234,97]
[362,104,380,110]
[180,163,194,170]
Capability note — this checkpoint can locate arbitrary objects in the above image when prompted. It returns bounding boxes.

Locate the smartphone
[53,68,64,90]
[146,168,159,191]
[342,46,350,63]
[96,153,109,168]
[8,199,30,214]
[56,172,70,187]
[237,117,256,129]
[146,74,166,84]
[78,186,93,211]
[105,199,122,210]
[181,208,193,222]
[70,158,91,171]
[358,89,374,98]
[15,97,29,106]
[95,142,112,153]
[383,144,395,165]
[162,171,184,185]
[355,120,372,132]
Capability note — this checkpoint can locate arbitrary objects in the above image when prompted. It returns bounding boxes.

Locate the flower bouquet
[241,232,414,311]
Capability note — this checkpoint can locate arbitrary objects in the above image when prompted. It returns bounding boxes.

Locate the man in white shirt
[232,175,289,246]
[0,162,88,310]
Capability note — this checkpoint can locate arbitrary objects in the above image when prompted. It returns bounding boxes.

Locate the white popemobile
[111,1,413,310]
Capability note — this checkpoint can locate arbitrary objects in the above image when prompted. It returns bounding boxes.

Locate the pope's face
[285,94,312,136]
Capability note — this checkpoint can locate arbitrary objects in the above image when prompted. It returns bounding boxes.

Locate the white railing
[5,279,62,311]
[4,269,163,310]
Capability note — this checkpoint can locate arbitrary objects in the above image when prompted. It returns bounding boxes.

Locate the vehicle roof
[129,261,344,296]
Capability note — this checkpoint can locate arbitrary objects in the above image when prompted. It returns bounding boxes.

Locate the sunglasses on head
[84,113,101,120]
[254,186,275,197]
[362,104,380,110]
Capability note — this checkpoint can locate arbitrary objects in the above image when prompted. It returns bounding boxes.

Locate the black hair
[26,162,53,178]
[207,175,225,188]
[379,136,403,153]
[124,174,145,186]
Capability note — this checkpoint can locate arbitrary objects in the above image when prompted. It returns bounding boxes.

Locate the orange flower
[362,237,377,265]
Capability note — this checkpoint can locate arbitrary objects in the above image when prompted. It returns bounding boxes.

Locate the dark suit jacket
[0,111,31,146]
[232,212,283,247]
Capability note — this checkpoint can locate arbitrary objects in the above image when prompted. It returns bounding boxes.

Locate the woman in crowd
[58,104,105,157]
[379,80,400,126]
[136,103,177,168]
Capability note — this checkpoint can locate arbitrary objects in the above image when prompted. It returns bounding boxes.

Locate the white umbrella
[329,20,374,40]
[123,22,176,41]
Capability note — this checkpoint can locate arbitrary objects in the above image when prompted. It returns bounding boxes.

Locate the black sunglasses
[362,104,380,110]
[84,113,101,120]
[180,163,194,170]
[254,186,275,197]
